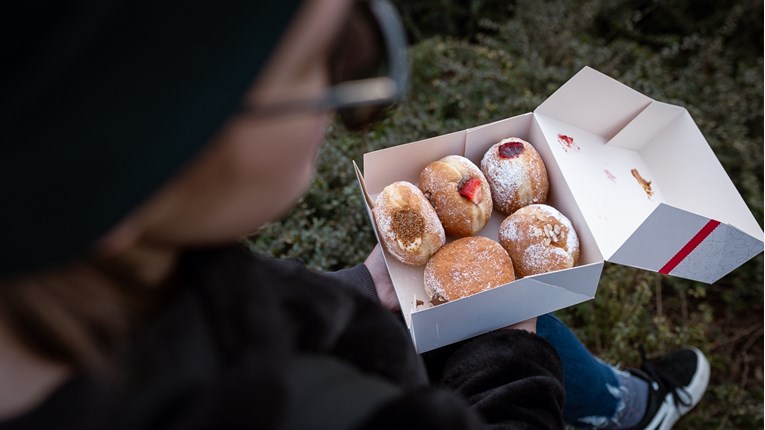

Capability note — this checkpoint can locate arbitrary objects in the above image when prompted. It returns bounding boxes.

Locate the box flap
[607,101,686,151]
[527,261,604,296]
[535,66,652,140]
[662,222,764,283]
[533,68,763,281]
[634,108,764,240]
[610,204,764,283]
[609,204,714,275]
[353,161,375,210]
[410,271,599,353]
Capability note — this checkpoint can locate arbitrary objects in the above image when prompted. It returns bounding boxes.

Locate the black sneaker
[623,347,710,430]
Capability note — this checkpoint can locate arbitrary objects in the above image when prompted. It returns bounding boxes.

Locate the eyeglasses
[242,0,409,131]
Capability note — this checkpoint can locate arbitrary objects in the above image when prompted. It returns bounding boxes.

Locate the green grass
[249,0,763,427]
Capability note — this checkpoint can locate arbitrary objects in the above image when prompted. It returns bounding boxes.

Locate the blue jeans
[537,314,623,428]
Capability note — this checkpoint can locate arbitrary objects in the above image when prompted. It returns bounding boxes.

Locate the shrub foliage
[250,1,763,427]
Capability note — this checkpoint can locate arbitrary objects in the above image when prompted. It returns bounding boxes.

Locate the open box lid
[353,66,762,352]
[531,67,764,283]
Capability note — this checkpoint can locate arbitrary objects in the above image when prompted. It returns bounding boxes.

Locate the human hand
[364,244,401,312]
[501,317,537,334]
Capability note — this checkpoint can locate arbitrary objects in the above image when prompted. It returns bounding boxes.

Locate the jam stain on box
[557,134,580,152]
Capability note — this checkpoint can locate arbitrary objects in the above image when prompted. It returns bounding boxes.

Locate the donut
[373,181,445,266]
[419,155,493,237]
[498,204,580,278]
[423,236,515,304]
[480,137,549,214]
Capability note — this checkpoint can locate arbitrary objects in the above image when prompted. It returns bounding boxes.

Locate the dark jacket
[1,245,564,429]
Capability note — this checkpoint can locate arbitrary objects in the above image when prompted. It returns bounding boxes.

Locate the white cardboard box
[354,66,764,353]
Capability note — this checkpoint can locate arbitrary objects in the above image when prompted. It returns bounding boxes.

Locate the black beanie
[0,1,302,277]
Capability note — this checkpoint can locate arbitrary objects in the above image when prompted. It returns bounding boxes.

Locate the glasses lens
[242,1,407,129]
[337,104,388,131]
[330,5,388,85]
[330,3,391,130]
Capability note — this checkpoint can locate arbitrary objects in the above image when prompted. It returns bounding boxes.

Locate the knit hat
[0,1,302,277]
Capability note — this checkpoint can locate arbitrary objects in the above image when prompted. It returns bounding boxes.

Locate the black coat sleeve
[322,263,380,304]
[356,387,484,430]
[433,330,566,429]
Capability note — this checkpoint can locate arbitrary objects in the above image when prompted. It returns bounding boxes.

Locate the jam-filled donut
[419,155,493,237]
[480,137,549,214]
[373,181,445,265]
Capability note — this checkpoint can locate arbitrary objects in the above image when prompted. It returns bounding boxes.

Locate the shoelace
[638,344,693,409]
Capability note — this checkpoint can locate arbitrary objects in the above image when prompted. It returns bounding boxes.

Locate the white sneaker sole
[644,347,710,430]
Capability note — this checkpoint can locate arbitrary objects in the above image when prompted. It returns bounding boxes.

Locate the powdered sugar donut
[419,155,493,237]
[480,137,549,214]
[424,236,515,304]
[498,204,579,278]
[373,181,445,266]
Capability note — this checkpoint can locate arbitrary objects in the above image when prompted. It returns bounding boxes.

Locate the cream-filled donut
[373,181,445,265]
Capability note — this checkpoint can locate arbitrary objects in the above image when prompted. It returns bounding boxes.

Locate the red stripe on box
[659,219,721,275]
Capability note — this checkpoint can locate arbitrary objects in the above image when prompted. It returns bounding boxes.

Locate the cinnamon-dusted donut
[373,181,445,266]
[419,155,493,237]
[480,137,549,214]
[423,236,515,304]
[499,204,580,278]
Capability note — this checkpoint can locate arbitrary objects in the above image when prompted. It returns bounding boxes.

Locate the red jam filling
[498,141,525,158]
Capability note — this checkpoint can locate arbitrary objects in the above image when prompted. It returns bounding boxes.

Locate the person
[0,1,708,429]
[0,1,563,429]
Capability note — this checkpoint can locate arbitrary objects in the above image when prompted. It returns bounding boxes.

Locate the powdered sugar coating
[373,181,445,265]
[499,204,580,277]
[424,236,515,303]
[480,137,549,214]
